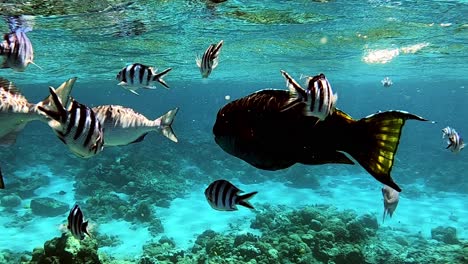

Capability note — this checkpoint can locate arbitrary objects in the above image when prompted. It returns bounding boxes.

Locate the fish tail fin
[237,191,258,210]
[345,110,429,192]
[38,77,77,110]
[152,67,172,89]
[157,107,179,143]
[82,220,91,238]
[37,87,68,123]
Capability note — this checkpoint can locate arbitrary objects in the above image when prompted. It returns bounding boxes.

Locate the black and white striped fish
[204,179,257,211]
[281,70,337,121]
[0,165,4,189]
[196,40,223,78]
[116,63,172,95]
[0,16,36,72]
[67,204,90,240]
[442,126,465,153]
[37,87,104,158]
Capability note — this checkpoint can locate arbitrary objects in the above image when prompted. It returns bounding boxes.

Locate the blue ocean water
[0,0,467,263]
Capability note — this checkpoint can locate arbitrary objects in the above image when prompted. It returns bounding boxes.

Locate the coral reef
[30,197,69,217]
[29,233,101,264]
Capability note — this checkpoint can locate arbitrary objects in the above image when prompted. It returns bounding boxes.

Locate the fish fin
[196,56,201,67]
[128,89,139,96]
[157,107,179,143]
[0,124,27,146]
[129,133,148,144]
[236,191,258,210]
[280,70,307,110]
[299,151,355,165]
[117,81,128,86]
[39,77,77,110]
[346,110,429,192]
[37,87,68,123]
[29,60,43,70]
[82,220,91,238]
[152,67,172,89]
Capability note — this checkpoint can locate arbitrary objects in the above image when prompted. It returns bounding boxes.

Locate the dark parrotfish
[213,89,429,192]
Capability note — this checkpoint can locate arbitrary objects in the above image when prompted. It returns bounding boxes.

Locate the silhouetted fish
[213,77,429,192]
[382,185,399,222]
[0,165,4,189]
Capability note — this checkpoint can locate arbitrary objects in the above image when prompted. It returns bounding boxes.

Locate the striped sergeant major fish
[204,179,258,211]
[281,70,337,121]
[0,165,4,189]
[382,185,399,222]
[0,15,38,72]
[196,40,223,78]
[92,105,178,146]
[116,63,172,95]
[0,77,76,146]
[37,87,105,158]
[442,126,465,153]
[67,204,90,240]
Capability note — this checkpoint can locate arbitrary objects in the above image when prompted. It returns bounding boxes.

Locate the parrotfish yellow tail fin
[347,110,429,192]
[236,191,258,210]
[158,107,179,143]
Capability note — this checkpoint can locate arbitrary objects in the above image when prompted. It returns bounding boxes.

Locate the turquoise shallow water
[0,1,467,263]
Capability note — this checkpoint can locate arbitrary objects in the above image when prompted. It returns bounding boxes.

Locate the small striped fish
[196,40,223,78]
[281,70,338,121]
[382,185,399,223]
[37,87,104,158]
[0,165,4,189]
[67,204,90,240]
[204,179,257,211]
[442,126,465,153]
[0,16,36,72]
[381,77,393,87]
[116,63,172,95]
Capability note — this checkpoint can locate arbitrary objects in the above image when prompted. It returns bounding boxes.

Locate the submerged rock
[0,194,22,208]
[30,197,69,217]
[431,226,460,244]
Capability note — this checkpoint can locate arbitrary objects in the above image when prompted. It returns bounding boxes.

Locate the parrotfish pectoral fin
[236,191,258,210]
[158,107,179,143]
[153,67,172,89]
[346,110,429,192]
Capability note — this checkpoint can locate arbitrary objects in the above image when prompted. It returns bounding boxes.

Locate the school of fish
[0,12,463,242]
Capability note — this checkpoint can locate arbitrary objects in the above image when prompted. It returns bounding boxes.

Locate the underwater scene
[0,0,467,263]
